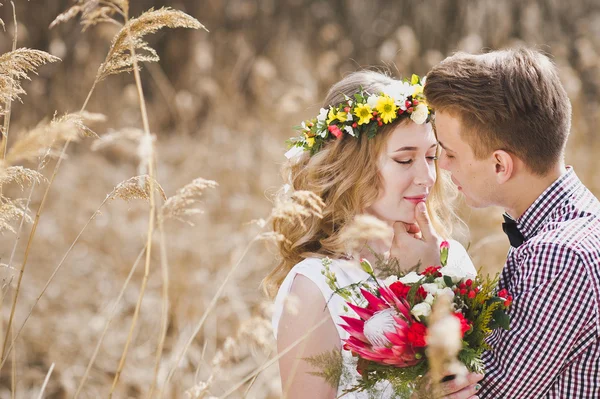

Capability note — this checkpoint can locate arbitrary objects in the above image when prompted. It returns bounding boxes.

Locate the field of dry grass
[0,0,598,398]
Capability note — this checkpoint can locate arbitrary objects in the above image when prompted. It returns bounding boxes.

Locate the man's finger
[440,373,483,396]
[415,202,435,242]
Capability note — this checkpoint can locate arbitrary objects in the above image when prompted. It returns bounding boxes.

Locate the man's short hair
[424,48,571,175]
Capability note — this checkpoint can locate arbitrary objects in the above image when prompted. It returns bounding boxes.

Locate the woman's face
[366,122,438,224]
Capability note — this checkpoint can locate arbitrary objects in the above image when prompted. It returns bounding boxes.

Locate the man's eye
[427,156,439,161]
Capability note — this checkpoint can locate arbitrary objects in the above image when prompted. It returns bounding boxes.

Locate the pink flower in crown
[340,285,423,367]
[328,125,343,138]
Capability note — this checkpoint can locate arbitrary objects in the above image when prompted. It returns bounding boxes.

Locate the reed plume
[97,7,206,82]
[0,48,59,115]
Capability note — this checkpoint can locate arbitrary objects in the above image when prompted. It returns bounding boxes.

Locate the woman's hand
[391,202,442,270]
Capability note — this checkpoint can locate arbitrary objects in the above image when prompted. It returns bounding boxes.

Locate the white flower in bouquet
[384,275,399,285]
[422,283,441,296]
[399,271,423,284]
[438,287,455,300]
[440,265,476,284]
[411,302,432,320]
[424,293,435,306]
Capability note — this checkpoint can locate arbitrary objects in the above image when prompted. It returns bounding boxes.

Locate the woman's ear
[493,150,514,184]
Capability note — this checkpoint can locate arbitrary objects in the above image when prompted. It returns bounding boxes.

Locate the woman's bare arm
[277,274,341,399]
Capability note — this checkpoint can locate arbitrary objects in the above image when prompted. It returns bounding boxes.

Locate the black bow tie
[502,214,525,248]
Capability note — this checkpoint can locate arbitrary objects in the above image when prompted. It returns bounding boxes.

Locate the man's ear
[493,150,514,184]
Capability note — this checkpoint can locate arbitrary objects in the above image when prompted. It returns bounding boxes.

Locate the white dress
[272,240,476,398]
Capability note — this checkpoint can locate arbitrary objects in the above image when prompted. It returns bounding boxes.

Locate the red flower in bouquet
[498,288,514,307]
[406,322,427,347]
[340,285,422,367]
[420,266,442,277]
[453,312,471,337]
[389,281,427,301]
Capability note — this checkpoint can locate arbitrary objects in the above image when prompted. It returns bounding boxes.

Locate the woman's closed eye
[394,156,438,165]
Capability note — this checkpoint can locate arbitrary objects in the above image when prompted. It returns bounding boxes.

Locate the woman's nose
[414,159,436,187]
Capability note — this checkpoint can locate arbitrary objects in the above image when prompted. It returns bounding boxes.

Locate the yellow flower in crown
[306,136,315,148]
[354,103,373,125]
[375,95,397,124]
[327,107,348,125]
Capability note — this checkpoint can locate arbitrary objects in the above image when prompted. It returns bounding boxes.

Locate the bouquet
[314,241,512,396]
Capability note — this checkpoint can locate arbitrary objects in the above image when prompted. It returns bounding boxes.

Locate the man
[394,47,600,398]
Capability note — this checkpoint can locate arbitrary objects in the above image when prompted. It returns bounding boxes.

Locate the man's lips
[451,177,462,190]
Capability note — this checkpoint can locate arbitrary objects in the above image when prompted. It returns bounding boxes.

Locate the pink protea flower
[340,285,423,367]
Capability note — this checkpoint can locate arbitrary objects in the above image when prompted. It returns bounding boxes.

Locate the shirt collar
[516,167,581,240]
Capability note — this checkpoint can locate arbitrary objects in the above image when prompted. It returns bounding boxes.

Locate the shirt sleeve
[479,243,598,398]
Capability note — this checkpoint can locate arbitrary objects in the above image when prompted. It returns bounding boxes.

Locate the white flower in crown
[344,125,356,137]
[367,94,379,109]
[382,81,412,106]
[317,107,328,123]
[284,145,304,160]
[410,103,429,124]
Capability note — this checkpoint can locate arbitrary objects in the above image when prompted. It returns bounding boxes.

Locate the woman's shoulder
[272,257,362,338]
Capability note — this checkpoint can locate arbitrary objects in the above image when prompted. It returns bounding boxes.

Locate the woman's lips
[404,196,427,204]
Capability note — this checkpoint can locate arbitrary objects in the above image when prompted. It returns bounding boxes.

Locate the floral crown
[285,74,433,159]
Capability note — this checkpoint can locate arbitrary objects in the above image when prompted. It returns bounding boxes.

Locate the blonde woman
[265,71,482,398]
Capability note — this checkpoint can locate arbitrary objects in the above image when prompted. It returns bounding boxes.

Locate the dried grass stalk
[109,175,166,203]
[339,214,393,255]
[50,0,128,30]
[0,165,45,188]
[425,293,466,397]
[271,190,325,228]
[160,178,218,224]
[0,48,60,115]
[97,7,206,81]
[90,127,144,151]
[0,197,31,234]
[5,113,100,165]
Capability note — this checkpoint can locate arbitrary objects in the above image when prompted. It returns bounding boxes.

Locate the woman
[264,71,481,398]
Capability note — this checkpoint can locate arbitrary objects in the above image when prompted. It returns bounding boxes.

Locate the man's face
[434,111,499,208]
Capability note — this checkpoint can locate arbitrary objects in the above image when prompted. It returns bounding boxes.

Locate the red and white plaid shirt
[480,168,600,398]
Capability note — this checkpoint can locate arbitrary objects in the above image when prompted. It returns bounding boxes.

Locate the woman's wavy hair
[263,70,459,298]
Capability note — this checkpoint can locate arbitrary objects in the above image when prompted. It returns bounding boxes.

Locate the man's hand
[391,202,442,270]
[412,373,484,399]
[437,373,484,399]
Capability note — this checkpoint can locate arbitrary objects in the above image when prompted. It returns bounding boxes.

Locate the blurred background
[0,0,599,397]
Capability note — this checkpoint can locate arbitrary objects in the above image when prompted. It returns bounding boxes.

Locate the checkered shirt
[480,168,600,398]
